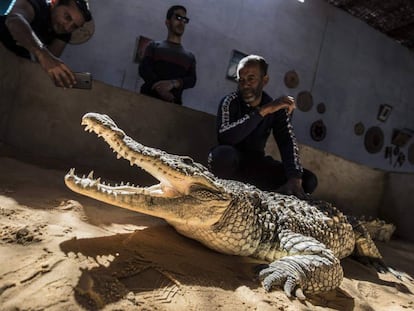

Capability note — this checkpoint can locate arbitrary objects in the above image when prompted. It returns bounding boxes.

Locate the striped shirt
[139,40,196,105]
[216,91,303,178]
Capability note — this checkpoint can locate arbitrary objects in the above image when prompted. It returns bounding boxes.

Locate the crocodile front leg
[258,230,343,299]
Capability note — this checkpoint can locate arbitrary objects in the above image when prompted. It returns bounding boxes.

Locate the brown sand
[0,156,413,311]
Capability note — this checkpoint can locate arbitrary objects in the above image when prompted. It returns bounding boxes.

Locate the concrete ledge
[0,44,216,182]
[266,141,386,217]
[1,44,413,241]
[380,173,414,241]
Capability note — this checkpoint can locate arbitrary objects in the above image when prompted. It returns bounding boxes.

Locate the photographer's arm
[5,0,75,87]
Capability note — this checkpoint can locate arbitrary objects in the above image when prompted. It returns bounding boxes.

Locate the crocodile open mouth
[64,113,220,200]
[65,168,181,197]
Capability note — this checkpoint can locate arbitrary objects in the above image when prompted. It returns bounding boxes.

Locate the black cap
[74,0,92,22]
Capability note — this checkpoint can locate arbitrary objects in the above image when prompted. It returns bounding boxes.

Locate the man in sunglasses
[139,5,196,105]
[208,55,318,199]
[0,0,92,88]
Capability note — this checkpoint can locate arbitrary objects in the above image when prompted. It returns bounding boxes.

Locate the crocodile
[64,112,387,299]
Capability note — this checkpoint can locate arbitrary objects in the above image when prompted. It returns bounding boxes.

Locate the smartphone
[73,72,92,89]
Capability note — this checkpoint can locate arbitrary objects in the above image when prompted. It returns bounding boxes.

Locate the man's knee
[208,145,239,178]
[302,170,318,194]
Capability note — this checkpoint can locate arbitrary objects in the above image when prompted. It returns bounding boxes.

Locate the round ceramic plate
[317,102,326,114]
[408,143,414,165]
[297,91,313,112]
[310,120,326,141]
[364,126,384,154]
[354,122,365,136]
[284,70,299,89]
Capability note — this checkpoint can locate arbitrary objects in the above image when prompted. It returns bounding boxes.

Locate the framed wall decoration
[133,35,152,64]
[377,104,393,122]
[226,50,248,81]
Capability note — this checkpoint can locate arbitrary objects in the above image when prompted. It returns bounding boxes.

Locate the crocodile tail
[347,216,382,259]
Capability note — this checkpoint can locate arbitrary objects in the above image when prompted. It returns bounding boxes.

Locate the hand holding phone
[73,72,92,89]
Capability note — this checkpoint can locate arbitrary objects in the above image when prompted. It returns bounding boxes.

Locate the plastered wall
[61,0,414,173]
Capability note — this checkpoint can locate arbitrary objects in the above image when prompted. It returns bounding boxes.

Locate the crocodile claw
[258,259,306,299]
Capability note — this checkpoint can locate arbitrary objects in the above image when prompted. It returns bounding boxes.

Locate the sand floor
[0,156,413,311]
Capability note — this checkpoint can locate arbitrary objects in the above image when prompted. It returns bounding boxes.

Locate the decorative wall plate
[408,143,414,165]
[284,70,299,89]
[310,120,326,141]
[297,91,313,112]
[354,122,365,136]
[391,129,412,147]
[364,126,384,154]
[316,102,326,114]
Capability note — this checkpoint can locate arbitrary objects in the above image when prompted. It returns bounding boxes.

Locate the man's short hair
[166,5,187,19]
[59,0,92,22]
[237,55,268,78]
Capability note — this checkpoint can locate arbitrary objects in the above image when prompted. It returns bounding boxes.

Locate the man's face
[51,1,86,34]
[166,9,188,36]
[237,63,268,105]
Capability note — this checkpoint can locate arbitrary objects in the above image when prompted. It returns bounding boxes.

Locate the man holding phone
[0,0,92,88]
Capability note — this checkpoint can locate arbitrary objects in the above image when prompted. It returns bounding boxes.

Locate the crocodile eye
[181,157,194,165]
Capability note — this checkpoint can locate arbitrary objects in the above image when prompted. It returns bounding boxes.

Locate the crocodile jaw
[64,113,230,224]
[79,113,221,196]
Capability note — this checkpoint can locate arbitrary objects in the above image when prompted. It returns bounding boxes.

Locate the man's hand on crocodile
[276,178,309,200]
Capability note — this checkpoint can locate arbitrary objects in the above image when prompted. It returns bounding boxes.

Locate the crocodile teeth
[87,171,94,179]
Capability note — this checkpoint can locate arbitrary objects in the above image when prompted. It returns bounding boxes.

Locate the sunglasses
[174,14,190,24]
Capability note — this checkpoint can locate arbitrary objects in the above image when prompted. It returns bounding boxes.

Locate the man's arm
[179,55,196,90]
[151,58,196,102]
[138,41,159,86]
[271,108,307,198]
[47,38,67,57]
[216,94,264,145]
[261,96,302,178]
[155,52,196,92]
[272,110,302,178]
[5,0,75,87]
[258,96,296,116]
[139,42,177,101]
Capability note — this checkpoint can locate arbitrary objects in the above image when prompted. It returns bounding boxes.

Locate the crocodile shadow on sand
[60,225,260,310]
[59,224,411,311]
